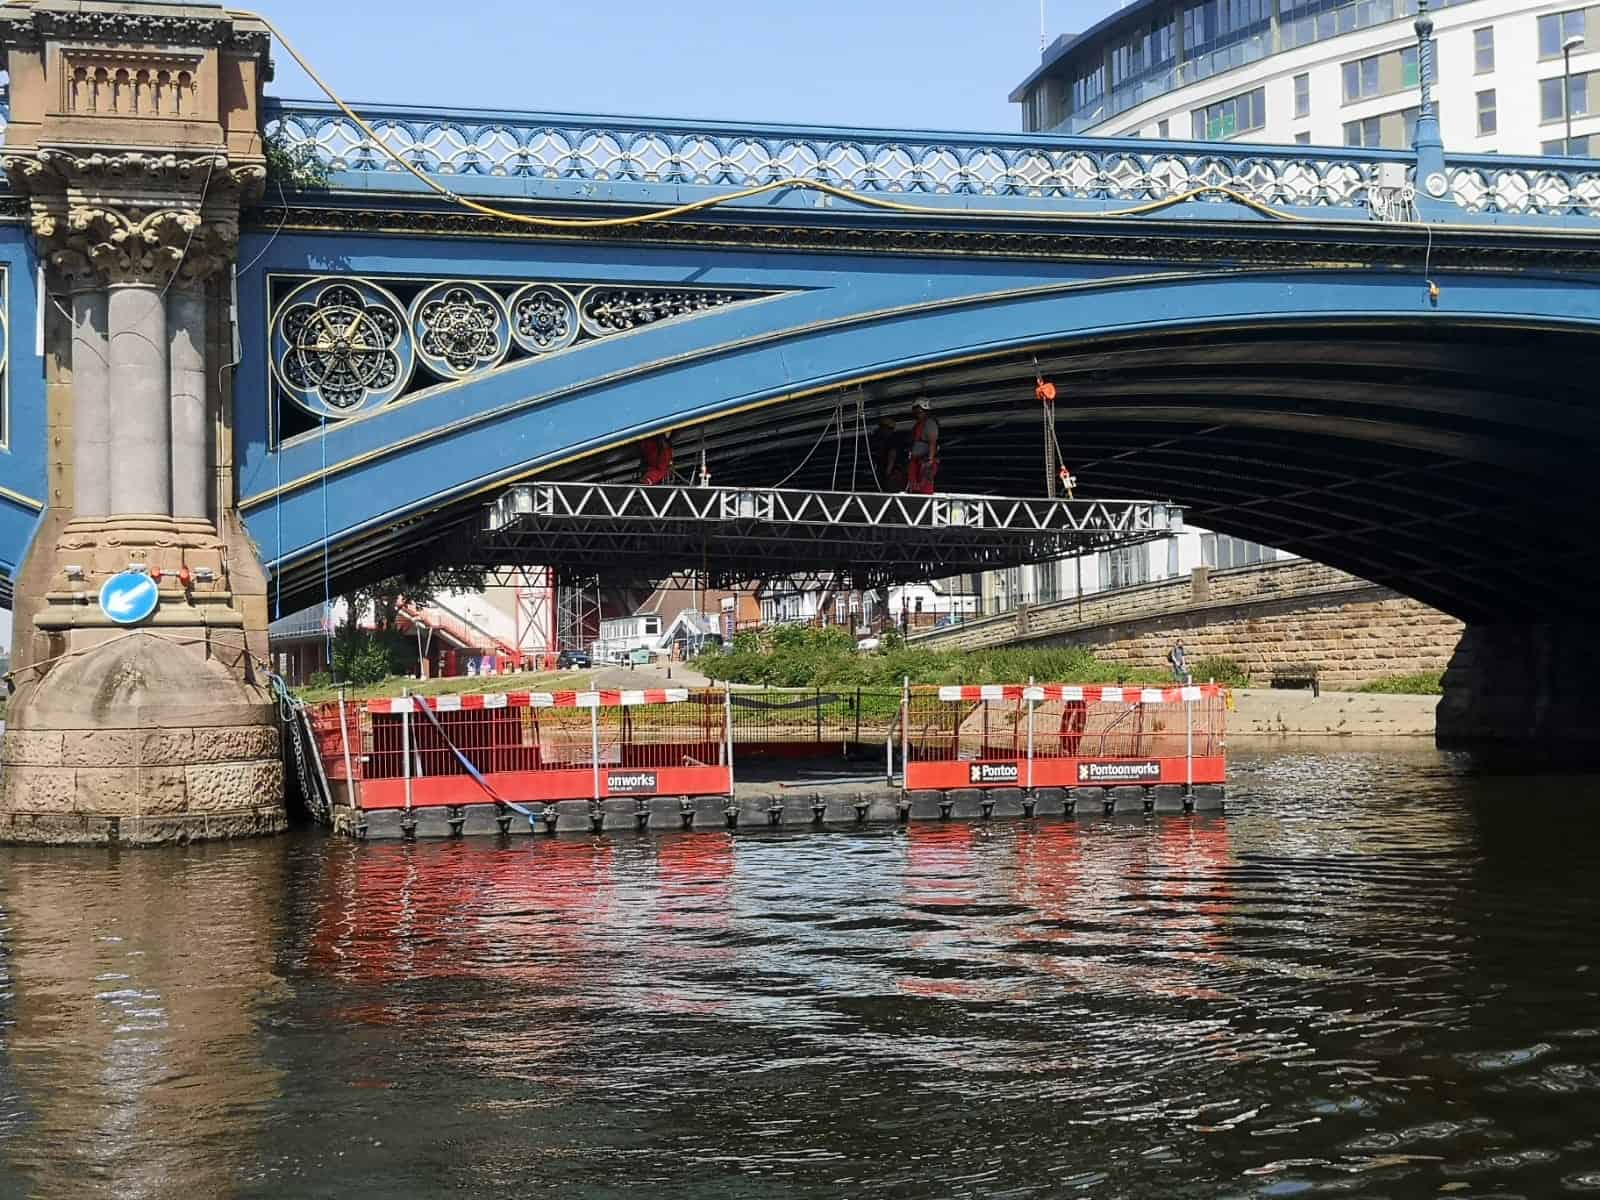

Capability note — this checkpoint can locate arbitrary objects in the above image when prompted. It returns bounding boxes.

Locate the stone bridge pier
[0,1,283,843]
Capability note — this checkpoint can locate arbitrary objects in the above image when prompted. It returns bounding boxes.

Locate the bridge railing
[263,99,1600,222]
[262,98,1404,214]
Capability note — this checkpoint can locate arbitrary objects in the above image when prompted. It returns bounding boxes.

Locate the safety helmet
[912,398,931,411]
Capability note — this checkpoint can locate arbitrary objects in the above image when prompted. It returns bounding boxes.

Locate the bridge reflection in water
[3,750,1600,1195]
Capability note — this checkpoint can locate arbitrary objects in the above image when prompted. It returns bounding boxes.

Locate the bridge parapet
[263,99,1600,224]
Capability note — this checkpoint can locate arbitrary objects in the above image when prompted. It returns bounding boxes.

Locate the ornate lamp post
[1564,34,1586,152]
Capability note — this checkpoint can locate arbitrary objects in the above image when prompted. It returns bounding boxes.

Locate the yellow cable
[232,7,1305,227]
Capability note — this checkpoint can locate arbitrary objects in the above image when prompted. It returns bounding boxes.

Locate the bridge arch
[246,260,1600,621]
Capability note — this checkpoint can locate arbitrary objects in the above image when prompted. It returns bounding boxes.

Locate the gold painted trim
[246,263,1322,510]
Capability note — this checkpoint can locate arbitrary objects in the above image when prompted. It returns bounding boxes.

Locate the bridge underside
[274,317,1595,625]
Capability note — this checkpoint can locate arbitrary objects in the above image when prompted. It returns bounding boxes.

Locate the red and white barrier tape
[934,683,1221,704]
[367,688,691,714]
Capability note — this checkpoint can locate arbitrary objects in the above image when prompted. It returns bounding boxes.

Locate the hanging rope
[233,8,1308,229]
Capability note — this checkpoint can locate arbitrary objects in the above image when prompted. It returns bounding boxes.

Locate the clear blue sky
[260,0,1124,132]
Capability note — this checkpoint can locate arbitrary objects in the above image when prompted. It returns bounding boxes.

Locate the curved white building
[1013,0,1597,156]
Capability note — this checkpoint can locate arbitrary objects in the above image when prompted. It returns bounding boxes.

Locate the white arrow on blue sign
[98,571,160,625]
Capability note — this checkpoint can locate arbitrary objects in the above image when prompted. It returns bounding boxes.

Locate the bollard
[496,812,514,837]
[680,796,696,830]
[1183,784,1195,813]
[724,800,740,829]
[636,797,651,831]
[980,797,995,821]
[1102,788,1114,816]
[1064,792,1076,817]
[400,813,417,841]
[1142,786,1155,816]
[897,796,912,824]
[355,818,370,840]
[768,797,785,827]
[938,793,954,820]
[811,793,827,825]
[447,806,465,838]
[541,804,560,835]
[853,793,870,824]
[589,799,605,834]
[1022,792,1037,818]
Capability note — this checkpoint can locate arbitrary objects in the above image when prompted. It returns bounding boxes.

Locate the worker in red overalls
[639,431,674,485]
[905,399,939,494]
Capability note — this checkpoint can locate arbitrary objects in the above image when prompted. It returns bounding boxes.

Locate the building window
[1543,135,1592,155]
[1474,26,1495,74]
[1034,562,1060,604]
[1101,545,1150,591]
[1400,45,1419,88]
[1295,130,1311,143]
[1201,534,1272,570]
[1477,88,1496,135]
[1343,54,1380,101]
[1343,115,1381,147]
[1542,73,1590,122]
[1158,118,1169,137]
[1190,86,1266,140]
[1294,72,1310,118]
[1539,8,1587,59]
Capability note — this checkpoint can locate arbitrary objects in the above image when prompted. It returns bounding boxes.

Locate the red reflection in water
[308,840,616,1027]
[899,823,985,1001]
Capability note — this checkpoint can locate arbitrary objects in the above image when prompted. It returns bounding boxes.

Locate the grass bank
[697,626,1190,690]
[294,669,593,705]
[1355,671,1444,695]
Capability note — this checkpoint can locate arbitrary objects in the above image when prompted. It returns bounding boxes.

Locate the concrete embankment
[1228,687,1437,738]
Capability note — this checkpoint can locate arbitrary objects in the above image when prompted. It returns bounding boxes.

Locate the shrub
[307,670,333,690]
[1356,671,1443,695]
[1189,656,1250,687]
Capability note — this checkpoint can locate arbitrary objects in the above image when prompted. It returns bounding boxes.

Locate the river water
[0,743,1597,1198]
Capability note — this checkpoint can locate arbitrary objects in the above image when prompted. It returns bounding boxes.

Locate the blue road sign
[98,571,160,625]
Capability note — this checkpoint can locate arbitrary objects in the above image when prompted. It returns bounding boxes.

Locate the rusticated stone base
[1437,622,1600,758]
[0,631,284,846]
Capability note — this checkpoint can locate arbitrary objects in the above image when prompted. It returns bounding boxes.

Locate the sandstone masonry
[912,559,1464,691]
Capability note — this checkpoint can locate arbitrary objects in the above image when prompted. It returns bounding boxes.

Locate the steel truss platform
[473,483,1182,589]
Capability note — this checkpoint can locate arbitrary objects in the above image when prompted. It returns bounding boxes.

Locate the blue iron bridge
[4,97,1600,618]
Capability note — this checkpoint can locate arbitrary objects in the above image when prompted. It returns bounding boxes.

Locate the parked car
[557,649,591,669]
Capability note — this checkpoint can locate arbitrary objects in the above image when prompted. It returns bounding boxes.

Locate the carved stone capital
[13,147,257,287]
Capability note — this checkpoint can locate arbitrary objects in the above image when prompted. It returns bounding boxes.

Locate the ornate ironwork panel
[271,278,413,420]
[508,284,579,355]
[410,280,510,378]
[1448,162,1600,216]
[268,273,774,430]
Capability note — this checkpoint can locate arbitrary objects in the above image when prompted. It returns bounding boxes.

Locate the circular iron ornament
[271,278,413,420]
[409,280,511,378]
[508,284,579,355]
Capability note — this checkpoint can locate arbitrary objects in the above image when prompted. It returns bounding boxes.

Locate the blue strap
[412,697,539,819]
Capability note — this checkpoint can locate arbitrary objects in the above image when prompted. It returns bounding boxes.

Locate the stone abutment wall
[912,559,1464,691]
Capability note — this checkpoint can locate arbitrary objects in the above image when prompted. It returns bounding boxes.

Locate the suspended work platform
[476,482,1184,587]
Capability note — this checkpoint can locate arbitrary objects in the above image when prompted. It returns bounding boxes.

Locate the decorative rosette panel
[576,288,747,338]
[272,279,413,419]
[508,284,580,355]
[410,280,511,378]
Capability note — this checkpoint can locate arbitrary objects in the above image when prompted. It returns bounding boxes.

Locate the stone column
[1437,623,1600,759]
[168,286,210,521]
[108,282,173,517]
[0,0,281,846]
[69,279,110,517]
